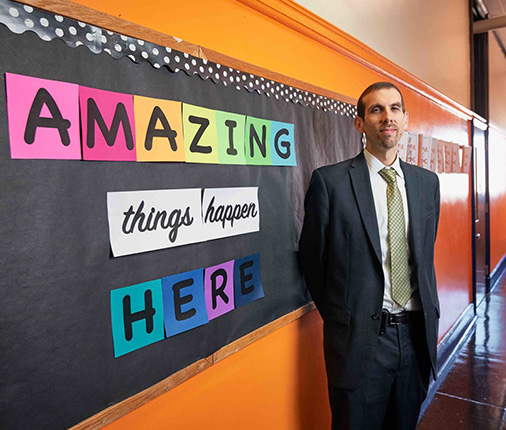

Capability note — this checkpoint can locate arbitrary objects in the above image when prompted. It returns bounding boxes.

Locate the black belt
[383,310,411,325]
[379,310,414,335]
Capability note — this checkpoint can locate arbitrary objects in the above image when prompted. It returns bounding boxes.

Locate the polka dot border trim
[0,0,357,117]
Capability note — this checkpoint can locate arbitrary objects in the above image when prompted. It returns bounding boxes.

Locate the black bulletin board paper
[0,23,361,429]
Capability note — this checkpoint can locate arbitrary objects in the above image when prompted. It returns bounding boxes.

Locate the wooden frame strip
[235,0,475,121]
[17,0,357,106]
[18,0,475,119]
[69,303,316,430]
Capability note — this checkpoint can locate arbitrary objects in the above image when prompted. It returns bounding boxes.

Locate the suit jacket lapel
[349,152,382,264]
[401,160,422,266]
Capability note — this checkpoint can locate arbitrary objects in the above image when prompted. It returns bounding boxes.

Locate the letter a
[24,88,71,146]
[145,106,178,151]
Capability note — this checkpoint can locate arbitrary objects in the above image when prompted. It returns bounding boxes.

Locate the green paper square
[216,111,246,165]
[245,116,272,165]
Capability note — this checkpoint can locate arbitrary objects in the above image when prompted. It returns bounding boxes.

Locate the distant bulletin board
[0,1,361,428]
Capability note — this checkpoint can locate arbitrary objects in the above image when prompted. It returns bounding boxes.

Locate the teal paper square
[110,279,165,357]
[270,121,296,166]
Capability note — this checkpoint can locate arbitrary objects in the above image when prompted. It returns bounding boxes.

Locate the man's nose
[382,108,393,123]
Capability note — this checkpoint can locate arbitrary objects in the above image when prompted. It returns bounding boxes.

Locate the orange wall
[105,310,330,429]
[64,0,473,427]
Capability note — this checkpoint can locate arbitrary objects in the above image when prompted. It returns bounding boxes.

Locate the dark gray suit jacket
[299,151,440,390]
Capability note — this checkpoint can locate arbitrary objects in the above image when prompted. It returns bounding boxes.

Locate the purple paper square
[204,260,235,320]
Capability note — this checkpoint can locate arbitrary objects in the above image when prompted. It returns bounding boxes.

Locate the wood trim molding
[17,0,474,118]
[16,0,356,105]
[19,0,201,55]
[68,302,316,429]
[234,0,475,120]
[488,121,506,137]
[212,302,316,364]
[490,253,506,291]
[68,358,212,430]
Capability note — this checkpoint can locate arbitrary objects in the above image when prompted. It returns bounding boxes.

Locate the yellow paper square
[134,96,185,162]
[182,104,219,164]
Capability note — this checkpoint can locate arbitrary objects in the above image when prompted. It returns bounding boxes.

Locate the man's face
[354,88,408,154]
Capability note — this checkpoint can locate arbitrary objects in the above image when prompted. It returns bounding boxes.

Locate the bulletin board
[0,1,361,428]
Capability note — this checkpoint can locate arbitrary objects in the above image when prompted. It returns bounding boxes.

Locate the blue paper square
[234,253,264,307]
[162,268,209,337]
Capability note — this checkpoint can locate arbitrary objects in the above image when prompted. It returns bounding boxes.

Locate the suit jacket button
[372,313,380,320]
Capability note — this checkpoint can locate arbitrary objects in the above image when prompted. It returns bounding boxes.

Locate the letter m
[86,98,134,150]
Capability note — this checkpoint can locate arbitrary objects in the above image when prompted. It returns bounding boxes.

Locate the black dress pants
[328,312,430,430]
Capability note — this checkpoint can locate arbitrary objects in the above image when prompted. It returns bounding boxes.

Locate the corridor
[419,279,506,429]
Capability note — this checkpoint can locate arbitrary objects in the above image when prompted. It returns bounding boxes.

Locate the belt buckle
[389,311,407,325]
[388,312,399,325]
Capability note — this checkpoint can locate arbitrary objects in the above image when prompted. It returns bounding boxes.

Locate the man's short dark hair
[356,82,405,119]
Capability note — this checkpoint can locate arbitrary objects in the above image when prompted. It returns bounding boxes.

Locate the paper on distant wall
[406,132,419,165]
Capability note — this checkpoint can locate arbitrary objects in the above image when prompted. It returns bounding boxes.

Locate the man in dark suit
[299,82,440,430]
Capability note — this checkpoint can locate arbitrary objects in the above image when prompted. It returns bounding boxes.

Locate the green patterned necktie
[379,168,411,307]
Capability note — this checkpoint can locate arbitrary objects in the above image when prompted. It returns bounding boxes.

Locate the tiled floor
[418,280,506,429]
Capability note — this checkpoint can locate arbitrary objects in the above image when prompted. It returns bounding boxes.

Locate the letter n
[245,117,271,165]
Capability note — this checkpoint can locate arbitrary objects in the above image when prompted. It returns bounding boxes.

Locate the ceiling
[482,0,506,16]
[479,0,506,54]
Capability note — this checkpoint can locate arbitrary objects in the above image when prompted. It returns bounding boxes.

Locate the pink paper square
[204,260,235,320]
[5,73,81,160]
[80,86,136,161]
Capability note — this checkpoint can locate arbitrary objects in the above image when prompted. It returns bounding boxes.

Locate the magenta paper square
[80,86,136,161]
[5,73,81,160]
[204,260,235,320]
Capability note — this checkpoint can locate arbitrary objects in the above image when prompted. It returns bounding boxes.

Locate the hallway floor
[418,279,506,429]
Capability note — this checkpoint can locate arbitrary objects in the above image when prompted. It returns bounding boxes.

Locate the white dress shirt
[363,149,421,312]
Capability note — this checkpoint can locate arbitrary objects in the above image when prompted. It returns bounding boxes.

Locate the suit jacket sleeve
[299,169,329,315]
[433,174,441,307]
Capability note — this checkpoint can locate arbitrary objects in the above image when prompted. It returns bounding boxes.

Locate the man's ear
[403,111,409,130]
[354,116,364,133]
